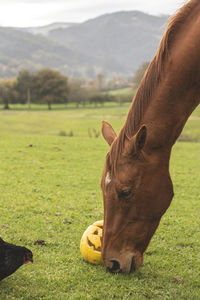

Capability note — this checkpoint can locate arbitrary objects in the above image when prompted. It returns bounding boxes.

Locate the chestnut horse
[101,0,200,273]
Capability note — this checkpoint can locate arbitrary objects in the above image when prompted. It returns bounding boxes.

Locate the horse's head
[101,121,174,273]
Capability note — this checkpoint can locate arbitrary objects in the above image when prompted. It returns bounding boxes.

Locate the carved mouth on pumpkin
[87,237,101,252]
[87,224,103,252]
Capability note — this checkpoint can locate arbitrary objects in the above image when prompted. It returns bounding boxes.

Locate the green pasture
[0,104,199,299]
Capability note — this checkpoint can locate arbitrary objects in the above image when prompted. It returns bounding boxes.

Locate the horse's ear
[124,125,147,155]
[102,121,117,146]
[135,125,147,151]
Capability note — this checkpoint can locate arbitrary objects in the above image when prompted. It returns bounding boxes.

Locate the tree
[97,73,104,91]
[89,94,105,107]
[34,68,69,110]
[0,79,16,109]
[68,79,88,107]
[15,70,35,107]
[133,61,150,88]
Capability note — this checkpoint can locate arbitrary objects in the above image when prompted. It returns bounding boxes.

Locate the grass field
[0,103,199,299]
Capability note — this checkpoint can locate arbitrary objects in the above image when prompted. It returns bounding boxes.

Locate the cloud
[0,0,183,27]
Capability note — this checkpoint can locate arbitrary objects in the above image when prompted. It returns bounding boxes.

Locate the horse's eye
[118,189,132,199]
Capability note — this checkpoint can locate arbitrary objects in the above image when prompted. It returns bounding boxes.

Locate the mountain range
[0,11,169,79]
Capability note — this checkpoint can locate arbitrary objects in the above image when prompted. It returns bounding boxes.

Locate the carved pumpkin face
[80,220,103,264]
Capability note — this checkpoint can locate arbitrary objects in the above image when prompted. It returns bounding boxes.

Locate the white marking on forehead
[105,172,111,186]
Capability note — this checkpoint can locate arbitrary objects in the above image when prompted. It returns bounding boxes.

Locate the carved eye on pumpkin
[80,220,103,265]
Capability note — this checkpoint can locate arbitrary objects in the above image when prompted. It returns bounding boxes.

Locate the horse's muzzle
[107,256,136,274]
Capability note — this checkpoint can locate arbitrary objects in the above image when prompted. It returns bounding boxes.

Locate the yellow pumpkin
[80,220,103,265]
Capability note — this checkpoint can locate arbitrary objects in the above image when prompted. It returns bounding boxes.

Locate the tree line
[0,63,149,110]
[0,69,69,110]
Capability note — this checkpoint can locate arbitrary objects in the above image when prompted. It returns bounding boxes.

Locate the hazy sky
[0,0,186,27]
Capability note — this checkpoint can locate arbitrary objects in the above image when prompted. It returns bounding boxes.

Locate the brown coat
[101,0,200,273]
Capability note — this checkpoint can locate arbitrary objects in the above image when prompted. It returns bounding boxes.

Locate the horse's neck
[142,78,200,150]
[142,23,200,150]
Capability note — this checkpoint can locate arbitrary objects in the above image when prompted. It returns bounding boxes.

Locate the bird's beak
[24,253,34,264]
[29,257,33,263]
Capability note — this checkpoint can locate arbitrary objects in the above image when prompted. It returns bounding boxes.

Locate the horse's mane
[109,0,200,170]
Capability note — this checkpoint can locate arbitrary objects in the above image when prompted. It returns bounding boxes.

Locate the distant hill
[0,11,169,79]
[48,11,169,75]
[0,27,116,78]
[20,22,77,36]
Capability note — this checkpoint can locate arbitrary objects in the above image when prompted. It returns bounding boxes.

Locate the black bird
[0,237,33,281]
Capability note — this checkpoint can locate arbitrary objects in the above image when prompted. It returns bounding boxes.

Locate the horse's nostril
[109,259,121,273]
[130,256,136,272]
